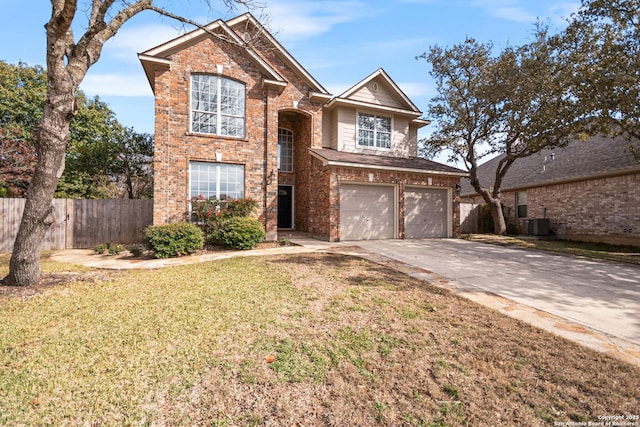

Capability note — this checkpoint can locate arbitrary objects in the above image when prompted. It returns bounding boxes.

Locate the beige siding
[392,117,411,157]
[337,108,357,151]
[350,81,404,109]
[322,108,335,149]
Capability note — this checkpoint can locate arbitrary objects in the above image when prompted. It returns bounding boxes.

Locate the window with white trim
[278,128,293,172]
[191,75,245,137]
[190,161,244,200]
[357,112,391,149]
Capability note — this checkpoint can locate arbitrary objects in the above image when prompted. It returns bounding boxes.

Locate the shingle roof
[460,135,640,195]
[310,148,467,176]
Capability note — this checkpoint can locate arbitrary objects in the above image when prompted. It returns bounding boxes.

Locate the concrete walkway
[50,236,640,366]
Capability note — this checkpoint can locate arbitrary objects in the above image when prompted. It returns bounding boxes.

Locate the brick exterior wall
[462,172,640,246]
[151,36,323,241]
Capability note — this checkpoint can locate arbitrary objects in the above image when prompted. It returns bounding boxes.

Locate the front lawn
[0,253,637,425]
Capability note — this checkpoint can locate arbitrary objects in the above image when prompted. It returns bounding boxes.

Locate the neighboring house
[460,135,640,246]
[139,13,466,242]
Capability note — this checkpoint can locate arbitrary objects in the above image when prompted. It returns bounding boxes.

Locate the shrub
[127,245,144,257]
[216,217,265,250]
[189,196,259,235]
[93,243,108,254]
[107,243,125,255]
[144,222,204,259]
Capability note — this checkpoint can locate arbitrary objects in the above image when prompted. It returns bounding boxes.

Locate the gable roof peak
[337,68,421,113]
[138,12,329,96]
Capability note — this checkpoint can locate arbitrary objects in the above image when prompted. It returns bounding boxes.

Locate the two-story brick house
[139,13,466,242]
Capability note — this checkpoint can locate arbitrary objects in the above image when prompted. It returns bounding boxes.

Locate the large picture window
[191,75,245,137]
[278,128,293,172]
[358,112,391,149]
[190,161,245,200]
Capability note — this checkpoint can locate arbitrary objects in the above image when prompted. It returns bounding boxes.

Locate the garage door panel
[405,188,448,238]
[340,184,394,241]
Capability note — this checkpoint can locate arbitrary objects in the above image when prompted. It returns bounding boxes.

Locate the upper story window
[278,128,293,172]
[357,112,391,149]
[191,74,245,138]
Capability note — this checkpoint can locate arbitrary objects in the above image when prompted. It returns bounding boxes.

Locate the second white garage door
[404,187,449,238]
[340,184,395,241]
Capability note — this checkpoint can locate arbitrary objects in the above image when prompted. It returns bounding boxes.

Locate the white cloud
[266,0,370,43]
[80,73,154,97]
[470,0,580,25]
[104,23,185,61]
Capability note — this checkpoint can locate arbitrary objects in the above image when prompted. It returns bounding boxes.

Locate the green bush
[216,217,265,250]
[93,243,108,254]
[144,222,204,259]
[189,197,259,235]
[107,243,125,255]
[127,245,144,257]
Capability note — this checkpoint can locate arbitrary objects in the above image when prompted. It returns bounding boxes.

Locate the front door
[277,185,293,229]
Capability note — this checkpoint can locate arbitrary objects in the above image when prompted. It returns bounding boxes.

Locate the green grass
[0,252,638,425]
[0,257,300,425]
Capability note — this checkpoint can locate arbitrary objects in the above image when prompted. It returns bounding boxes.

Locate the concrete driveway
[352,238,640,364]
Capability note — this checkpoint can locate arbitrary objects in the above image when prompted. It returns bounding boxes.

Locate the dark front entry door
[277,185,293,229]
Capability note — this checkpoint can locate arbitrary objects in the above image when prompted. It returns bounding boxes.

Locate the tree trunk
[2,87,74,286]
[488,198,507,235]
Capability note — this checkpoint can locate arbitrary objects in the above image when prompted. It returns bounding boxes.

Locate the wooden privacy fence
[1,198,153,252]
[460,203,481,234]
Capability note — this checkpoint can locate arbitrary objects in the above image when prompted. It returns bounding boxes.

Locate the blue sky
[0,0,580,162]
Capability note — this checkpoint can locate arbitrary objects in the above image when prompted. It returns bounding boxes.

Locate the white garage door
[405,187,449,238]
[340,184,395,241]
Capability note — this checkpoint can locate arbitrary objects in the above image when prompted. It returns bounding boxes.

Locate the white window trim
[190,74,246,138]
[356,110,393,151]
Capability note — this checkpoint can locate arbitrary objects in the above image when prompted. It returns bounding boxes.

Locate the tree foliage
[559,0,640,160]
[420,31,583,234]
[0,61,153,199]
[0,128,37,197]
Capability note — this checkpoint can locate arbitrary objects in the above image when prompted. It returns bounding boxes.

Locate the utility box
[532,218,550,236]
[521,218,550,236]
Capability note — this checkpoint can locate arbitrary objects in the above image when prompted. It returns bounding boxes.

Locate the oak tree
[420,32,583,234]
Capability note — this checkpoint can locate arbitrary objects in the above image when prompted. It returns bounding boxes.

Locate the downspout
[263,87,269,232]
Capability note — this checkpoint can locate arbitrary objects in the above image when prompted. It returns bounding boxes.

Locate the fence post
[65,199,74,249]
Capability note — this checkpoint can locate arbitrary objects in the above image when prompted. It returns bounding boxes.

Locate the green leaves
[0,61,153,199]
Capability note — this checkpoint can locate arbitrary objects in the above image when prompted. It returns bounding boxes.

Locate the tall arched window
[278,128,293,172]
[191,74,245,137]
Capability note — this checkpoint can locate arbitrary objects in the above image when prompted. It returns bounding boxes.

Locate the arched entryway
[277,110,312,232]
